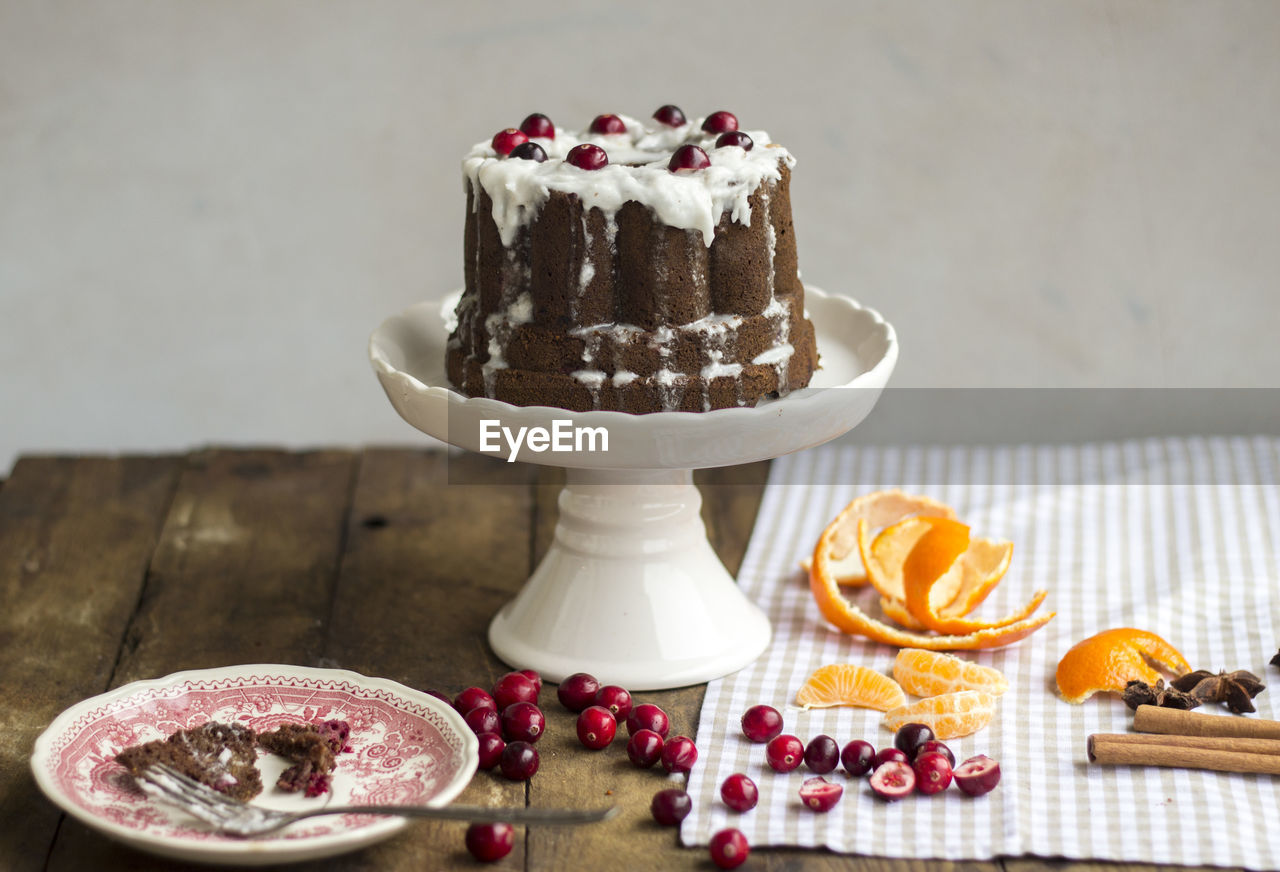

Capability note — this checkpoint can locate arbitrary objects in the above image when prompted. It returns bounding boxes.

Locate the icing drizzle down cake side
[446,106,820,413]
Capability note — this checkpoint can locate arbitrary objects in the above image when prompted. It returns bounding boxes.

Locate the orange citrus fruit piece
[882,690,997,739]
[811,491,957,588]
[1055,627,1191,704]
[864,516,1017,620]
[875,517,1044,632]
[795,663,907,711]
[809,494,1055,650]
[808,553,1056,651]
[893,648,1010,697]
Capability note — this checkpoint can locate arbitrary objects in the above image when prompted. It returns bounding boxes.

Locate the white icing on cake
[463,115,795,248]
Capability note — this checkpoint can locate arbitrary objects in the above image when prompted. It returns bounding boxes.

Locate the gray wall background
[3,1,1278,473]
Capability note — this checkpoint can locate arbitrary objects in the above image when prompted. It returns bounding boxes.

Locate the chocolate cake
[116,721,263,802]
[446,106,820,413]
[116,719,352,802]
[257,720,348,797]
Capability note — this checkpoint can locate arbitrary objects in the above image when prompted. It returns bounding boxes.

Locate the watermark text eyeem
[479,419,609,463]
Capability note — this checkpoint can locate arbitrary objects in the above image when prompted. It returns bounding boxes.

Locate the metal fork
[137,764,616,838]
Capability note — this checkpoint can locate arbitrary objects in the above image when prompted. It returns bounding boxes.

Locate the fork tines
[138,763,248,824]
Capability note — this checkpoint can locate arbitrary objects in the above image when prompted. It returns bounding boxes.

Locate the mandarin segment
[882,691,997,739]
[1054,627,1192,704]
[893,648,1010,697]
[795,664,907,712]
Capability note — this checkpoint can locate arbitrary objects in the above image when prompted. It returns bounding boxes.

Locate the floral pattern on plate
[31,665,477,865]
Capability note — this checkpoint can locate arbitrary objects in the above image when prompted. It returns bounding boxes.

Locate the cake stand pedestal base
[370,286,897,692]
[487,468,771,691]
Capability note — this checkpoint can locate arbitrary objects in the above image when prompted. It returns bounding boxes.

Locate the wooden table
[0,449,1191,872]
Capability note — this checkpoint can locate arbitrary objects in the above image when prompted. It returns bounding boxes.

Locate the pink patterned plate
[31,664,478,866]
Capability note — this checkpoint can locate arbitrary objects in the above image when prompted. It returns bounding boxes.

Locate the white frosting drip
[507,291,533,325]
[702,361,744,380]
[611,371,638,386]
[463,115,795,248]
[571,369,607,388]
[752,343,794,366]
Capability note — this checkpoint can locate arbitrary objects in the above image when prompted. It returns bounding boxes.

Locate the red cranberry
[720,773,758,812]
[869,760,916,800]
[491,128,528,156]
[625,703,669,737]
[519,669,542,693]
[913,750,953,795]
[953,754,1002,796]
[492,671,539,709]
[799,775,844,812]
[715,131,754,151]
[576,705,617,750]
[701,111,738,134]
[650,788,691,826]
[661,736,698,774]
[740,705,783,743]
[804,735,840,774]
[557,672,600,712]
[476,732,505,770]
[500,702,545,743]
[594,685,632,721]
[765,734,805,772]
[508,141,547,162]
[499,741,539,781]
[709,828,750,869]
[454,687,495,715]
[873,747,910,769]
[425,689,452,705]
[841,739,876,776]
[588,113,627,135]
[519,113,555,139]
[668,144,711,173]
[465,821,514,862]
[464,706,500,736]
[894,722,935,759]
[626,729,664,767]
[565,143,608,170]
[653,104,687,127]
[916,739,955,767]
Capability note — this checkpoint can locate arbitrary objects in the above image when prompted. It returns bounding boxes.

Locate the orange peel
[1055,627,1191,704]
[898,518,1048,634]
[862,516,1015,618]
[809,490,957,588]
[808,490,1054,650]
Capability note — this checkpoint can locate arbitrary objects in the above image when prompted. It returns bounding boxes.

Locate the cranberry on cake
[446,106,819,413]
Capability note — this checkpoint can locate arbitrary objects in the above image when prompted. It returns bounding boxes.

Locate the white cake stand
[369,287,897,690]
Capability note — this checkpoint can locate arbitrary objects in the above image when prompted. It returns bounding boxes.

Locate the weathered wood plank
[0,456,179,872]
[315,449,537,871]
[44,448,359,871]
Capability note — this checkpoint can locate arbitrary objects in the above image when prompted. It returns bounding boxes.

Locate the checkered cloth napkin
[684,437,1280,868]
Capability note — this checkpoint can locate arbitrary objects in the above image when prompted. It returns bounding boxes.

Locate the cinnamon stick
[1133,705,1280,740]
[1092,731,1280,756]
[1088,734,1280,775]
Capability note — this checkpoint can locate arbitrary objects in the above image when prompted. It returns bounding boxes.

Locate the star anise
[1123,679,1201,711]
[1170,669,1266,714]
